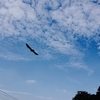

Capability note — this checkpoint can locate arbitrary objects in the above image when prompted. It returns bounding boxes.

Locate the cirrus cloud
[26,80,36,84]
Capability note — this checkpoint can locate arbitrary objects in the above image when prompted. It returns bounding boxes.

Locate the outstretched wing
[26,43,32,50]
[33,50,38,55]
[26,43,38,55]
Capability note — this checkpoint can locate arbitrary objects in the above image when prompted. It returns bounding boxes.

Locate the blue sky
[0,0,100,100]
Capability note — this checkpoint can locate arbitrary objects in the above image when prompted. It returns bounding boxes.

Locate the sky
[0,0,100,100]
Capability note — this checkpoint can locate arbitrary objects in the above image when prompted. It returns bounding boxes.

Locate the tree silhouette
[96,86,100,100]
[72,91,90,100]
[97,86,100,93]
[72,86,100,100]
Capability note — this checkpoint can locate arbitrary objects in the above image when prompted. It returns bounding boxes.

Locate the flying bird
[26,43,38,55]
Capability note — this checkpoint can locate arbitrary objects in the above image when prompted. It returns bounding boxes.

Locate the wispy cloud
[26,80,36,84]
[57,89,73,98]
[62,89,67,93]
[67,77,83,84]
[56,65,66,70]
[0,52,30,61]
[66,57,94,75]
[0,67,6,71]
[97,43,100,55]
[0,84,3,87]
[56,57,94,75]
[0,89,32,95]
[36,95,53,100]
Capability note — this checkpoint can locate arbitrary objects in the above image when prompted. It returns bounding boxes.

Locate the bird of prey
[26,43,38,55]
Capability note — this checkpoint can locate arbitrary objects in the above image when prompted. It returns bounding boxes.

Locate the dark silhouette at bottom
[72,86,100,100]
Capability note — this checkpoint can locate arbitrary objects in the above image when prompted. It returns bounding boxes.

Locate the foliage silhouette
[72,86,100,100]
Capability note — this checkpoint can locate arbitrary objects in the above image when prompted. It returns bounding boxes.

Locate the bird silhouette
[26,43,38,55]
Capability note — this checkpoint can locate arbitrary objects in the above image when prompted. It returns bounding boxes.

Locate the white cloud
[0,0,100,73]
[36,96,53,100]
[0,0,100,44]
[62,89,67,93]
[26,80,36,84]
